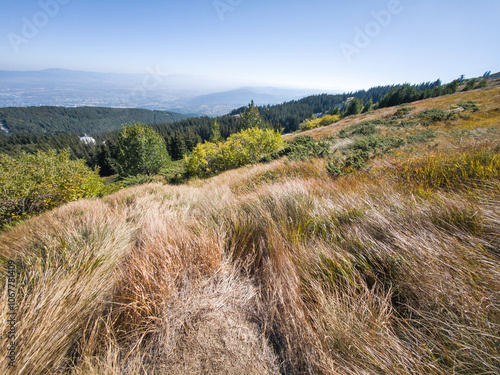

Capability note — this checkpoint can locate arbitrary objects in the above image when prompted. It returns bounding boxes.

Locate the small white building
[79,134,96,145]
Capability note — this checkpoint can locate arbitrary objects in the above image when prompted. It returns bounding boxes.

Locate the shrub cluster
[327,134,406,178]
[338,122,379,138]
[406,129,437,144]
[416,108,450,124]
[456,100,479,112]
[326,149,370,177]
[283,135,331,160]
[351,135,405,153]
[185,127,284,177]
[0,150,106,227]
[394,106,415,118]
[299,114,340,131]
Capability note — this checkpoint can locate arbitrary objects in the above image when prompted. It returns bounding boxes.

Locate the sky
[0,0,499,91]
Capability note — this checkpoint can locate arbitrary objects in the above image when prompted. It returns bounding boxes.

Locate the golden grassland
[1,83,499,374]
[284,80,500,140]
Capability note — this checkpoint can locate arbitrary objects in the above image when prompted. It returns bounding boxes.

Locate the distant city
[0,69,324,116]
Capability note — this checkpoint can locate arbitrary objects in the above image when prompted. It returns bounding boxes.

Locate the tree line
[0,77,466,176]
[0,106,188,134]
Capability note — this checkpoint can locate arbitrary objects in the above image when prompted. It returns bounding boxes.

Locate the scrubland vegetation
[185,127,284,177]
[300,114,341,131]
[0,150,106,228]
[1,81,500,374]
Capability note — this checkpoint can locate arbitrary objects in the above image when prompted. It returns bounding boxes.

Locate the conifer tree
[362,98,373,113]
[185,129,201,152]
[114,122,170,177]
[209,120,222,143]
[170,131,187,160]
[240,100,267,130]
[330,107,341,116]
[345,98,363,116]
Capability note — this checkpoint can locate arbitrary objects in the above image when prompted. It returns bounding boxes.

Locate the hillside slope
[0,85,499,374]
[284,80,500,140]
[0,106,189,135]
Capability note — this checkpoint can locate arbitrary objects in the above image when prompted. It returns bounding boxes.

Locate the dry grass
[0,200,134,374]
[284,84,500,141]
[1,86,500,374]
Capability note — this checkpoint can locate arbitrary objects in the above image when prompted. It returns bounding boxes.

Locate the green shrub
[417,108,449,124]
[326,156,344,177]
[159,162,188,184]
[456,101,479,112]
[284,135,331,161]
[326,150,370,177]
[351,136,405,153]
[338,122,379,138]
[398,120,419,128]
[343,149,370,170]
[185,127,284,177]
[0,150,106,227]
[406,129,437,144]
[114,122,171,178]
[394,107,415,118]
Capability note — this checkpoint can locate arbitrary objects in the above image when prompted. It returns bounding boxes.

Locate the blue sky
[1,0,499,91]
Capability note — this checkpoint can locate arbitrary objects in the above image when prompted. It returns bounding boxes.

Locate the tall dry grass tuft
[72,184,279,374]
[1,151,499,373]
[204,161,500,374]
[221,182,335,373]
[0,199,134,374]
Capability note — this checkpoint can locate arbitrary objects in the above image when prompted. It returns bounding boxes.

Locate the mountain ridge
[0,69,324,116]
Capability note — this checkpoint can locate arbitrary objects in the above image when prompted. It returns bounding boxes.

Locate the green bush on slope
[114,122,171,178]
[0,149,106,228]
[185,127,284,177]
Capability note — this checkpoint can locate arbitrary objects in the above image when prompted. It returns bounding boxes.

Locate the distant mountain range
[0,69,325,116]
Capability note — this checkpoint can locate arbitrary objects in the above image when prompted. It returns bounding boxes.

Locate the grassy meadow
[1,83,500,374]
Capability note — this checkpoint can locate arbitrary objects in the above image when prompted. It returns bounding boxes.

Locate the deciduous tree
[115,122,170,177]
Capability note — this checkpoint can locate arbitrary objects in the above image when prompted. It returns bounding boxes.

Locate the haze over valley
[0,68,323,116]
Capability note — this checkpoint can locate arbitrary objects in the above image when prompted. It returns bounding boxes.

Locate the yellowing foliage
[396,148,500,190]
[185,127,284,177]
[0,150,106,227]
[299,114,340,131]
